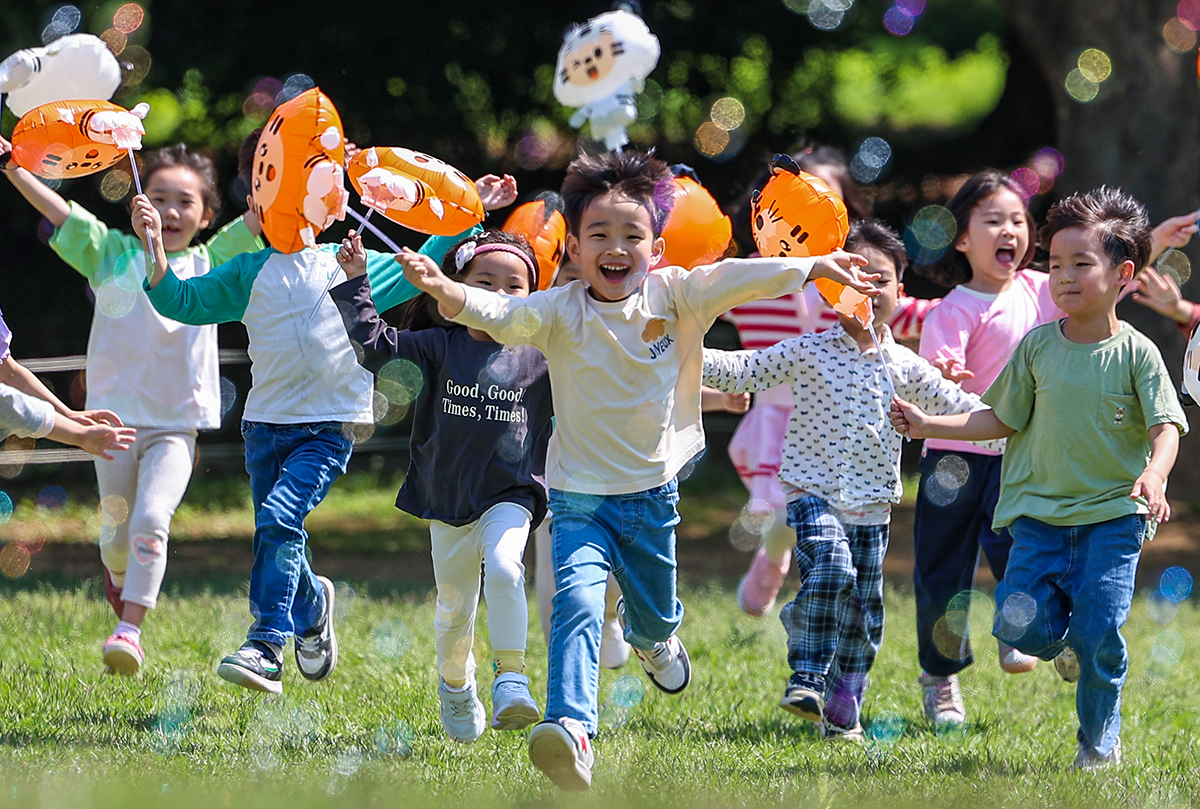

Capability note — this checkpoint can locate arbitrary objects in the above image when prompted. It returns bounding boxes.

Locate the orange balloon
[10,99,135,179]
[502,196,566,290]
[660,174,732,270]
[347,147,484,236]
[752,154,869,325]
[250,87,348,254]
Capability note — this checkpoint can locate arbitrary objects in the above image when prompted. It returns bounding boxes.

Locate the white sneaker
[529,717,593,791]
[1074,737,1121,770]
[438,679,486,743]
[998,640,1038,674]
[616,598,690,694]
[918,673,965,726]
[491,672,540,730]
[600,617,631,669]
[1055,647,1081,683]
[820,718,865,742]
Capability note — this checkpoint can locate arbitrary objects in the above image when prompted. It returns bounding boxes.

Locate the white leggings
[96,427,197,609]
[429,502,532,685]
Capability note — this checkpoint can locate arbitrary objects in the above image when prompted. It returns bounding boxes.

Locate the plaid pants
[781,496,889,726]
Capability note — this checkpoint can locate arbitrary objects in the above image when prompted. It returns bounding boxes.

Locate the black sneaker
[295,575,338,681]
[779,674,824,722]
[218,641,283,694]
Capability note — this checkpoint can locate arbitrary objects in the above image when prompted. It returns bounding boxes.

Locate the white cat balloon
[0,34,121,117]
[553,9,660,151]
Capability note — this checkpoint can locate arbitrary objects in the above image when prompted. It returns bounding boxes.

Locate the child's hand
[1132,267,1191,324]
[131,194,161,245]
[336,231,367,278]
[476,174,518,211]
[810,250,880,296]
[343,138,361,167]
[243,195,263,237]
[82,424,137,460]
[931,356,975,383]
[69,408,124,427]
[888,395,929,439]
[397,247,448,293]
[723,392,751,414]
[0,134,11,165]
[1151,208,1200,257]
[1131,469,1171,523]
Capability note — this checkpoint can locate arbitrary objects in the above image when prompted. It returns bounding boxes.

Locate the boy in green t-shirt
[890,187,1188,771]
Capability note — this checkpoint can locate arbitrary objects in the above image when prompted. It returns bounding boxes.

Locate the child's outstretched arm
[703,343,809,394]
[133,194,170,288]
[1131,422,1180,523]
[889,396,1015,441]
[701,386,750,414]
[1132,266,1198,330]
[0,135,70,227]
[48,416,136,460]
[333,233,425,374]
[0,355,122,426]
[1149,207,1200,263]
[398,248,467,317]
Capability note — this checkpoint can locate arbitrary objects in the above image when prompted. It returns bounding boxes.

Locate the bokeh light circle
[0,543,31,578]
[1160,566,1193,602]
[1164,17,1198,52]
[1065,70,1099,103]
[1077,49,1112,83]
[710,98,746,131]
[883,7,915,36]
[911,206,955,251]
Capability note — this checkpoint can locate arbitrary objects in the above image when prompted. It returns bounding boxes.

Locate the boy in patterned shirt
[704,220,993,739]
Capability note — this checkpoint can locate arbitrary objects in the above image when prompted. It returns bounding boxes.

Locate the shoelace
[927,679,961,711]
[447,693,476,718]
[296,624,326,654]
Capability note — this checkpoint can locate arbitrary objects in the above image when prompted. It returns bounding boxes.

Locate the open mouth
[599,263,630,284]
[587,66,599,79]
[995,247,1016,267]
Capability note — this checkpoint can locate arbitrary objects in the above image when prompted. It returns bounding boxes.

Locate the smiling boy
[890,187,1188,769]
[398,149,876,790]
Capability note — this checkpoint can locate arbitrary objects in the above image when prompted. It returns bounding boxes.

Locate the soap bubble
[113,3,145,33]
[374,721,415,756]
[867,710,904,744]
[611,675,645,708]
[1001,591,1037,629]
[0,543,31,578]
[1152,630,1185,667]
[945,590,989,635]
[100,495,129,527]
[1160,567,1193,602]
[883,7,915,36]
[331,747,363,777]
[0,492,13,525]
[278,74,315,105]
[933,455,970,490]
[377,359,423,406]
[1065,69,1099,103]
[931,615,967,660]
[100,169,133,202]
[220,377,238,418]
[373,619,414,658]
[911,206,955,251]
[1146,591,1179,625]
[710,97,746,131]
[333,582,357,620]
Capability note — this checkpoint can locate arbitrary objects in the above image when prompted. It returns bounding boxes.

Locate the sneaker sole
[102,643,143,676]
[999,657,1039,674]
[529,725,591,792]
[217,661,283,694]
[297,575,338,682]
[736,574,775,618]
[492,700,541,730]
[638,642,691,695]
[780,696,824,722]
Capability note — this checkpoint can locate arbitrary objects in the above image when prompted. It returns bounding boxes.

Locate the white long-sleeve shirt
[0,382,55,441]
[703,323,995,523]
[451,257,818,494]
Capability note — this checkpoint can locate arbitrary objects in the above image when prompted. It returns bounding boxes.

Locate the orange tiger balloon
[347,147,484,236]
[502,195,566,290]
[10,99,139,179]
[752,154,870,325]
[250,87,348,254]
[660,171,732,270]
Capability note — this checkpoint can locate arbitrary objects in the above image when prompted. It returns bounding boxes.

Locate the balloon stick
[310,208,390,320]
[127,147,156,257]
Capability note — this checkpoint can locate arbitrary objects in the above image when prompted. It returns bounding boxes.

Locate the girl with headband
[331,229,553,745]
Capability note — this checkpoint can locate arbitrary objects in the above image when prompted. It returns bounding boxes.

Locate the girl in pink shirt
[912,170,1064,727]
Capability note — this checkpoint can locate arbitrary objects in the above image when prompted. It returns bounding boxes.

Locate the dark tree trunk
[1000,0,1200,497]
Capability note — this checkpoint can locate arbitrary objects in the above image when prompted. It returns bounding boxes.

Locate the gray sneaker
[491,672,540,730]
[295,575,337,681]
[438,679,486,743]
[1074,737,1121,770]
[918,673,965,726]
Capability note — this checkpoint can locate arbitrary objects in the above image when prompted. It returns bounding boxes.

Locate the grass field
[3,577,1200,808]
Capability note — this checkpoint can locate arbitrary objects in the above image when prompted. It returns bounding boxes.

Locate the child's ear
[565,233,581,264]
[897,281,905,298]
[651,235,666,264]
[1120,261,1136,286]
[200,209,214,230]
[955,232,970,254]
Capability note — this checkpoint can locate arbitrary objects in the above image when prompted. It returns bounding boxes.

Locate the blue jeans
[546,480,685,735]
[242,421,353,648]
[913,449,1013,676]
[993,514,1145,757]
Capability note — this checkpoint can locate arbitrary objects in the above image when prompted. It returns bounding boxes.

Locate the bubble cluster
[1065,49,1112,104]
[377,359,424,407]
[729,500,777,552]
[41,4,82,44]
[905,205,955,264]
[867,710,905,744]
[923,454,969,506]
[850,138,891,184]
[785,0,853,31]
[373,619,414,658]
[374,720,415,756]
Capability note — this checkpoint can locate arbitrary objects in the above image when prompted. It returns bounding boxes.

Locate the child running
[397,149,877,790]
[891,187,1187,769]
[910,170,1062,725]
[331,229,552,743]
[704,220,992,739]
[0,136,262,675]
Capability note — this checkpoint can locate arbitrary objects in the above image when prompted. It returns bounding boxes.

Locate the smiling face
[1047,224,1133,317]
[955,188,1030,294]
[566,192,664,302]
[560,29,620,87]
[460,252,533,299]
[144,165,212,253]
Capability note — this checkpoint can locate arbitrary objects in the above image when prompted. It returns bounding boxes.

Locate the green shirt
[983,320,1188,530]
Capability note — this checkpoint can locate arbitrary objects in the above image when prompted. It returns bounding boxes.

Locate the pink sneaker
[103,632,144,676]
[103,568,124,620]
[998,640,1038,674]
[737,547,790,617]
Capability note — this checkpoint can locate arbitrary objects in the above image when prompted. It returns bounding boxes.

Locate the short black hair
[560,149,674,237]
[141,143,220,221]
[917,169,1036,288]
[845,219,908,280]
[1040,186,1152,274]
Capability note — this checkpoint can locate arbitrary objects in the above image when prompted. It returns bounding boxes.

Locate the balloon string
[127,148,155,258]
[346,206,401,252]
[869,325,908,443]
[309,208,387,321]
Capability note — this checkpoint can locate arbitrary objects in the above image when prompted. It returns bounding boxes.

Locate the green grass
[3,580,1200,808]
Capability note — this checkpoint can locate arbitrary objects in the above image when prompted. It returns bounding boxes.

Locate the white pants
[429,502,532,685]
[534,514,622,644]
[96,427,197,609]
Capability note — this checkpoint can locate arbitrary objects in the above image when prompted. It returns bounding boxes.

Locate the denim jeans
[546,480,685,735]
[993,514,1145,757]
[242,421,353,648]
